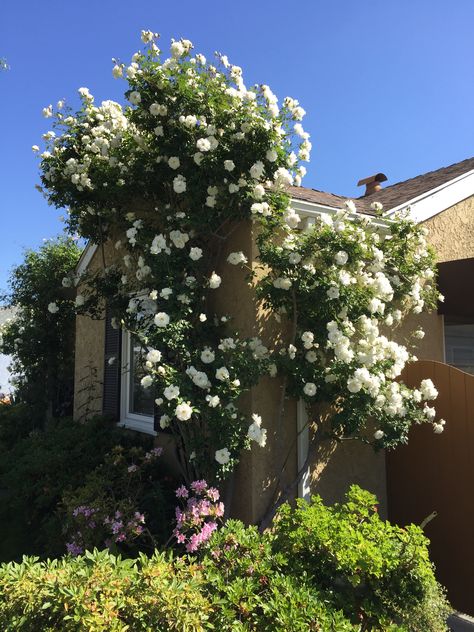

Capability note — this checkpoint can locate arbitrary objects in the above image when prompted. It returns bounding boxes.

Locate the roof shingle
[292,156,474,214]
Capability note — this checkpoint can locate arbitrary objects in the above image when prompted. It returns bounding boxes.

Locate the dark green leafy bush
[0,410,171,561]
[272,485,451,631]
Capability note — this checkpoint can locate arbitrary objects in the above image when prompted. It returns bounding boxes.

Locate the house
[72,157,474,608]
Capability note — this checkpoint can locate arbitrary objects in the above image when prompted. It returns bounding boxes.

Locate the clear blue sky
[1,0,473,292]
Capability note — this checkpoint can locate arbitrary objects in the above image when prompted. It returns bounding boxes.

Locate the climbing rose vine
[35,30,443,496]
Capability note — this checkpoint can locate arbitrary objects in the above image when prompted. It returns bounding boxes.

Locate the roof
[293,156,474,214]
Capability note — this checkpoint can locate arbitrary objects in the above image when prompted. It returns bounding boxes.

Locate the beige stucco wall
[73,242,116,420]
[424,196,474,263]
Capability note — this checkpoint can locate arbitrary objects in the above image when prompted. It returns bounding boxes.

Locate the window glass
[444,316,474,374]
[129,337,154,416]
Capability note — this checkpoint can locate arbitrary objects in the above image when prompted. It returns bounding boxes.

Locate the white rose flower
[173,175,187,194]
[266,149,278,162]
[42,105,53,118]
[175,402,193,421]
[374,430,384,440]
[168,156,180,170]
[215,447,231,464]
[189,247,203,261]
[335,251,349,265]
[224,160,235,171]
[433,419,446,434]
[199,313,207,322]
[327,286,340,299]
[209,272,222,289]
[215,366,230,381]
[154,312,170,327]
[129,91,141,105]
[303,382,317,396]
[159,414,170,429]
[48,302,59,314]
[200,348,215,364]
[284,209,301,229]
[164,385,180,400]
[154,125,164,137]
[227,251,247,265]
[141,375,153,388]
[146,349,162,364]
[206,394,220,407]
[420,378,438,401]
[160,288,173,300]
[250,161,265,179]
[75,294,85,307]
[196,138,211,152]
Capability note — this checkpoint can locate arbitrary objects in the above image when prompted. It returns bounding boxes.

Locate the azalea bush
[0,237,81,421]
[62,445,172,557]
[35,30,444,515]
[0,413,165,561]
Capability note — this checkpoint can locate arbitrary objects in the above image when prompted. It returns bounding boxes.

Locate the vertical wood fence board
[386,360,474,614]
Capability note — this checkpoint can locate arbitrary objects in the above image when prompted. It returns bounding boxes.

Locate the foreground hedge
[0,549,356,631]
[0,487,451,631]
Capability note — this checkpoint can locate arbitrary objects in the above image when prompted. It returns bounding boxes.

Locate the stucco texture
[73,242,116,420]
[424,196,474,263]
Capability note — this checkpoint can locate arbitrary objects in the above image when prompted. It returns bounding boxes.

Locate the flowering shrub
[256,206,442,449]
[0,489,450,631]
[0,413,163,561]
[173,480,224,552]
[35,30,444,502]
[63,445,172,556]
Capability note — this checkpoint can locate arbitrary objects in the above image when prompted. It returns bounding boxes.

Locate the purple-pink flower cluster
[104,510,146,544]
[173,480,224,553]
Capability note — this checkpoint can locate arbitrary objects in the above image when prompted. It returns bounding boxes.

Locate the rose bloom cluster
[173,480,224,553]
[256,201,445,447]
[35,31,313,481]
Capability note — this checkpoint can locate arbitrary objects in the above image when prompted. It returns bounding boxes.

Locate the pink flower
[191,479,207,493]
[176,485,189,499]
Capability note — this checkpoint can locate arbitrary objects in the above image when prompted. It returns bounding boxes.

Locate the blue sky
[1,0,473,292]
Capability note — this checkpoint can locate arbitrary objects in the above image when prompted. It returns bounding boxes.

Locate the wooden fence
[386,360,474,615]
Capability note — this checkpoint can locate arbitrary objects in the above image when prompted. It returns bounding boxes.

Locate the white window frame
[297,400,311,501]
[119,330,156,436]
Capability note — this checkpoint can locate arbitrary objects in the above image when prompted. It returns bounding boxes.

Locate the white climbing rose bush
[36,30,441,485]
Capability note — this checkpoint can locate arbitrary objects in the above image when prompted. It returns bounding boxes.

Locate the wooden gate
[386,360,474,615]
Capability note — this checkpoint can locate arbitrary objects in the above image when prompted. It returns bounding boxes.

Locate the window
[120,331,156,434]
[444,316,474,375]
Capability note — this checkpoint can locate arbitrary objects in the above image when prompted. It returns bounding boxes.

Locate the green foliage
[0,237,81,420]
[0,410,160,561]
[202,520,357,631]
[272,485,451,631]
[0,489,450,631]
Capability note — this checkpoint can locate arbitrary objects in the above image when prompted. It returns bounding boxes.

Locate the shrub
[0,237,81,421]
[0,412,168,561]
[62,445,173,556]
[0,548,357,631]
[272,485,451,631]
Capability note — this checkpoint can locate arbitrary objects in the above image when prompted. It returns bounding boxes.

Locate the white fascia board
[290,197,392,231]
[75,242,98,282]
[385,170,474,223]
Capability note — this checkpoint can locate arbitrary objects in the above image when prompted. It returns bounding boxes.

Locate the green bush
[272,485,451,631]
[0,548,358,631]
[0,410,170,561]
[0,489,451,631]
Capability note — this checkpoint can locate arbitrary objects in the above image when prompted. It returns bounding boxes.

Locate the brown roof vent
[357,173,388,196]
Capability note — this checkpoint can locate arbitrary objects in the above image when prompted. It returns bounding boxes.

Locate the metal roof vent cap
[357,173,387,196]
